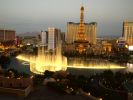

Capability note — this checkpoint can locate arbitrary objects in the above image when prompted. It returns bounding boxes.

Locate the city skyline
[0,0,133,36]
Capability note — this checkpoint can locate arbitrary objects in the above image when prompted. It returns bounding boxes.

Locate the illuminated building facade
[48,28,61,51]
[0,29,16,41]
[73,5,89,54]
[66,22,97,44]
[102,41,112,53]
[41,31,48,46]
[123,21,133,46]
[115,37,129,53]
[117,37,127,48]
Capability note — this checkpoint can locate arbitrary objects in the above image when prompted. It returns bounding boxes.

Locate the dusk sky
[0,0,133,36]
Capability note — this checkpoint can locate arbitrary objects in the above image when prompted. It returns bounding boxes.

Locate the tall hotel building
[123,21,133,46]
[65,22,97,44]
[48,28,61,51]
[0,29,16,41]
[41,31,48,46]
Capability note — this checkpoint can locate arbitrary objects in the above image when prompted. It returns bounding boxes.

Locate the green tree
[44,70,54,78]
[0,55,11,69]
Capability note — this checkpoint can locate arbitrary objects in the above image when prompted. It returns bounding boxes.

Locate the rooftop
[68,22,97,25]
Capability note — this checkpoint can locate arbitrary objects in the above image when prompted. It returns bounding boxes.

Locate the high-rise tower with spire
[76,5,85,41]
[74,5,89,54]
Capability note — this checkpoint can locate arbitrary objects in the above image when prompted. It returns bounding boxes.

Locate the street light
[99,98,102,100]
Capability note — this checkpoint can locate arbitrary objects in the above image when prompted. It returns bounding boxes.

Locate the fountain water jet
[17,43,67,74]
[67,58,126,69]
[17,46,126,74]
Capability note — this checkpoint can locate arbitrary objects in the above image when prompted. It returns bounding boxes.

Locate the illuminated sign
[128,46,133,51]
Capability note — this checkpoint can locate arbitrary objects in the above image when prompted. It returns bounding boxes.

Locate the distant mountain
[17,32,40,37]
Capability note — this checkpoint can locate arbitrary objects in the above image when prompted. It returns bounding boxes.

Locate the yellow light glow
[16,55,30,62]
[125,45,128,48]
[129,46,133,51]
[16,46,67,74]
[16,42,127,75]
[67,65,125,69]
[17,54,126,74]
[99,98,102,100]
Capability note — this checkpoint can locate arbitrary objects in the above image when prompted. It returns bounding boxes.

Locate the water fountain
[17,52,126,75]
[15,3,129,74]
[17,43,67,74]
[67,58,126,69]
[17,42,126,74]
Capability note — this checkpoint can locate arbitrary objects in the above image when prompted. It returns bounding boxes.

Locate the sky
[0,0,133,36]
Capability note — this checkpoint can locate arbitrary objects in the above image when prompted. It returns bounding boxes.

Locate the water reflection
[67,58,126,69]
[17,45,67,74]
[16,45,132,74]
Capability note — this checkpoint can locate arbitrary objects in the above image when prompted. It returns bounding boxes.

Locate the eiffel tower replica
[74,5,89,54]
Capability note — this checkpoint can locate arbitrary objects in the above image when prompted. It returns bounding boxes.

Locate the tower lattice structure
[76,6,86,41]
[74,5,89,54]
